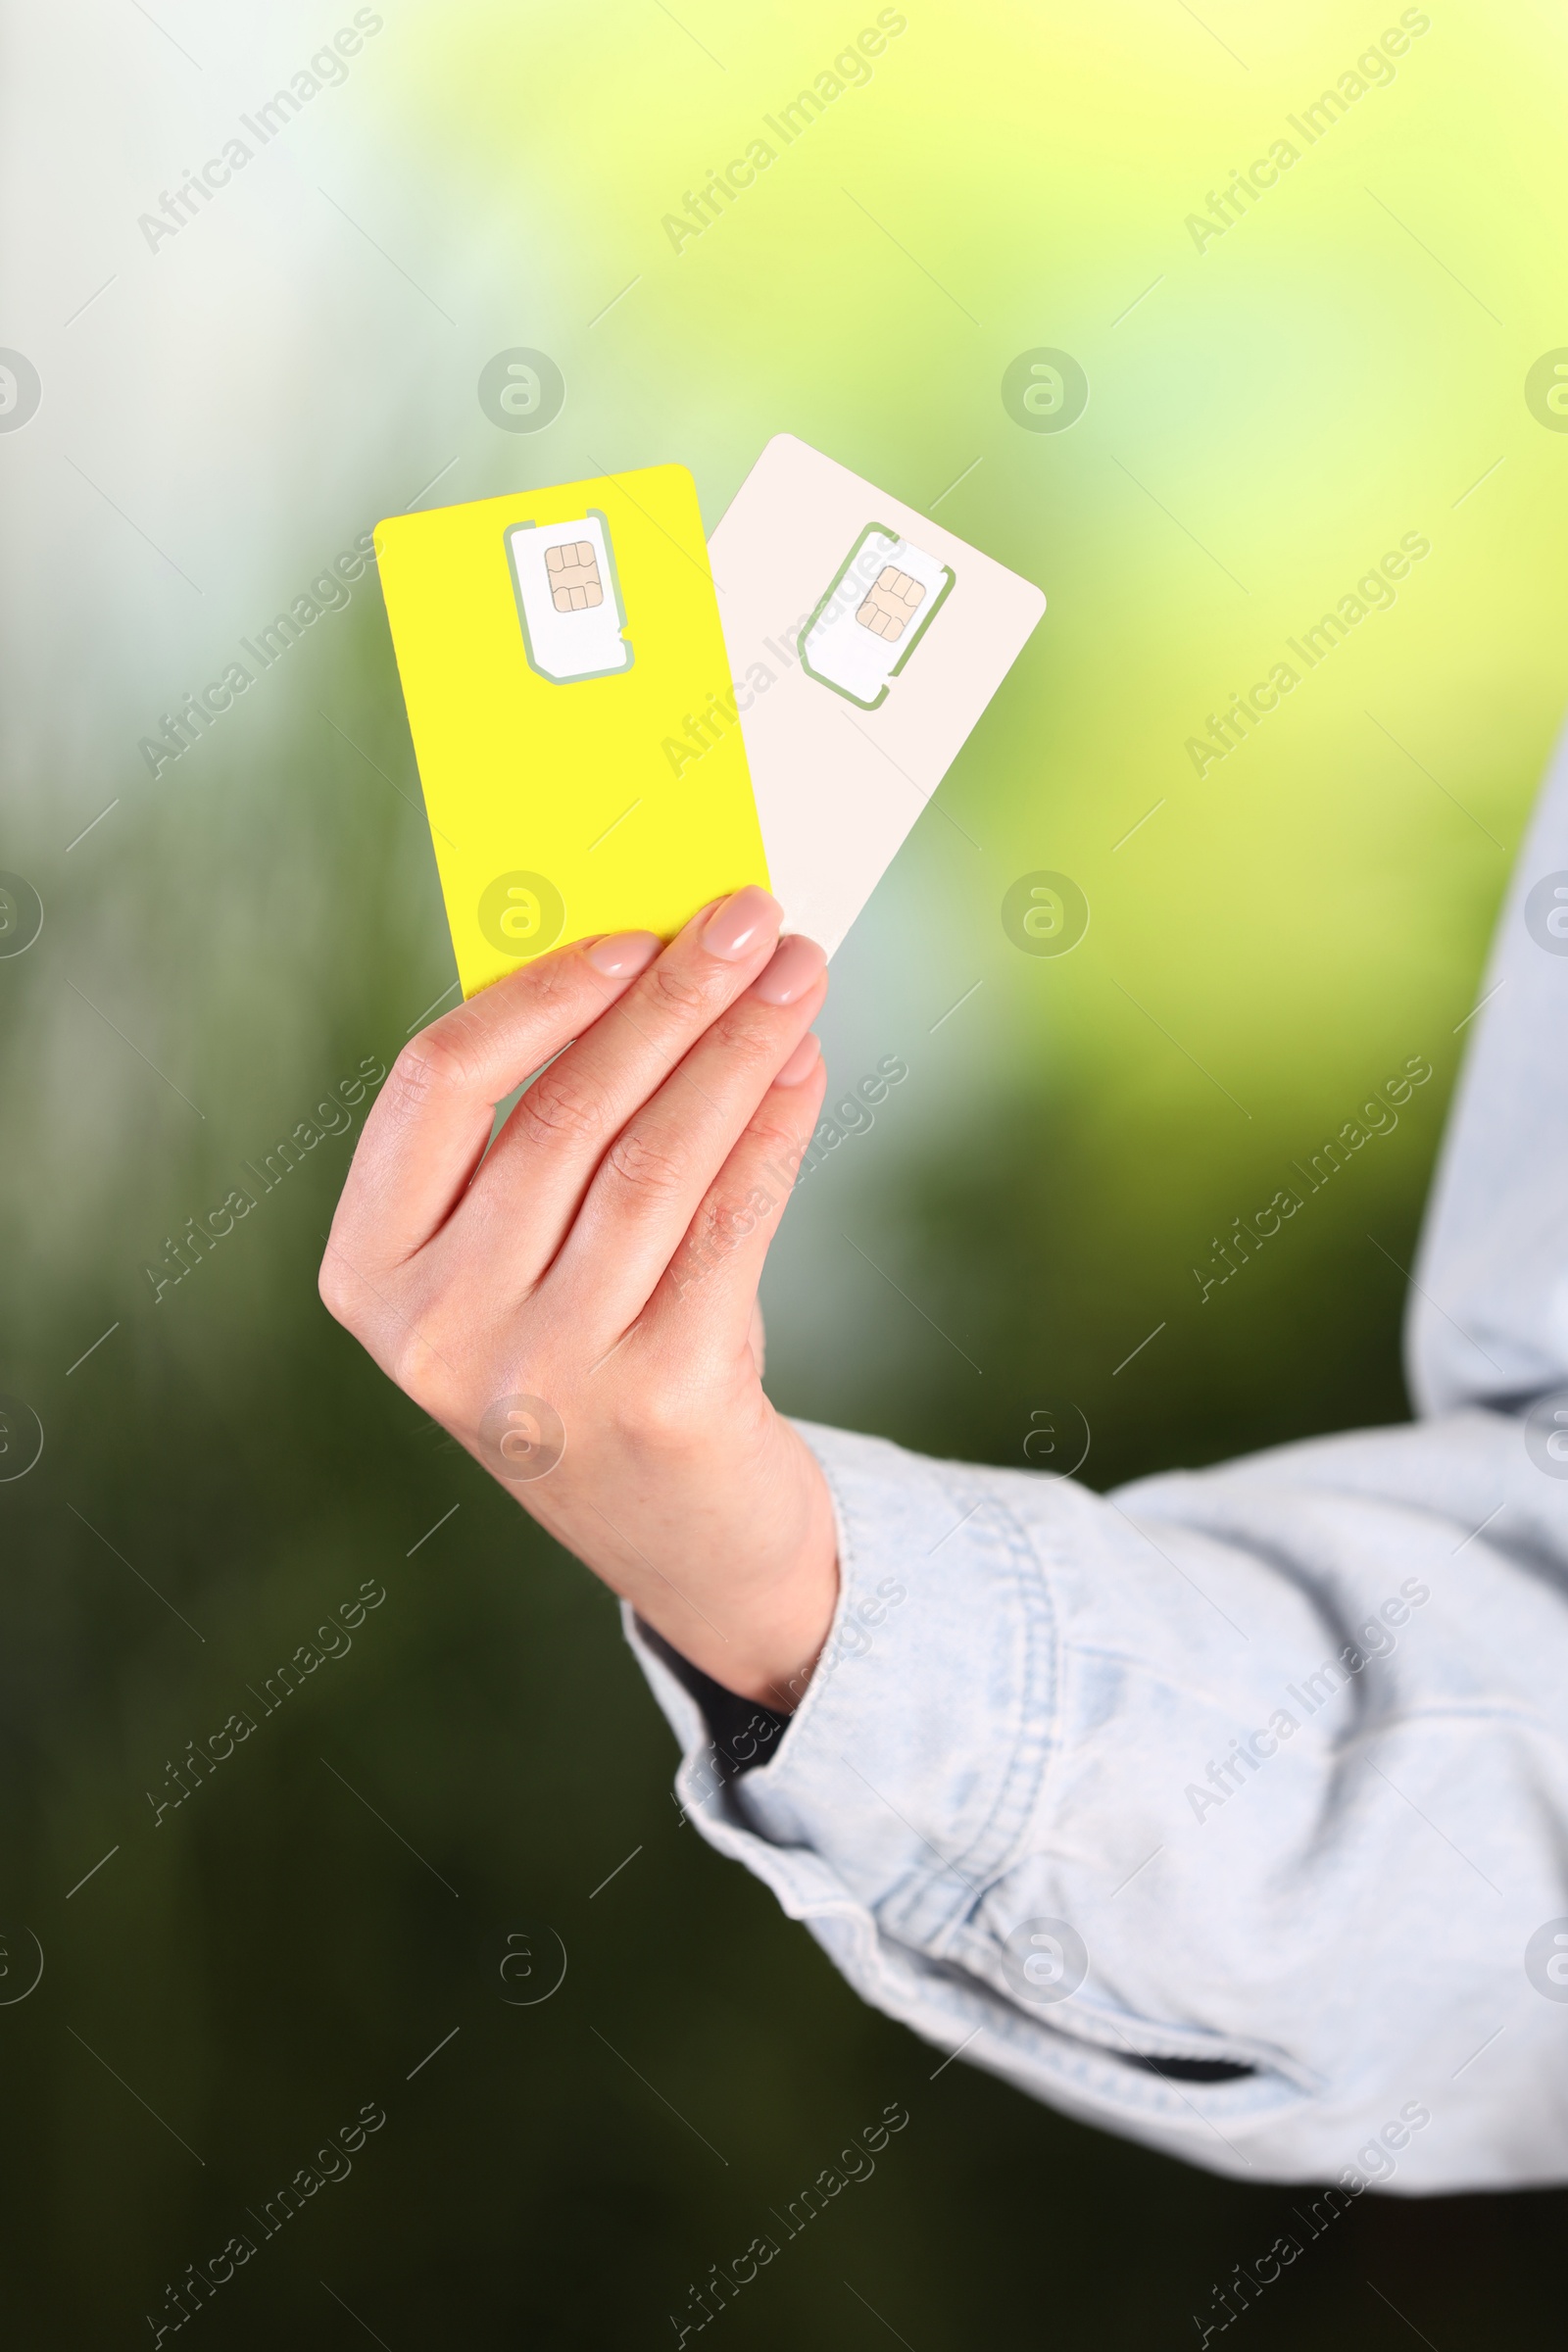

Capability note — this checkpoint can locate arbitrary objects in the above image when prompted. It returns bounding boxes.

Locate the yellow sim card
[374,466,768,1000]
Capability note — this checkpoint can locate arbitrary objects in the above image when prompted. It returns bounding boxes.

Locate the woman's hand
[319,886,839,1706]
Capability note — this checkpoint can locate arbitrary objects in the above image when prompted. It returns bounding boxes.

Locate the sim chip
[506,512,631,682]
[799,524,954,710]
[858,564,925,639]
[546,540,604,610]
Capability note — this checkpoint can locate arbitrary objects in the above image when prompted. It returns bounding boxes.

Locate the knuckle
[389,1028,467,1107]
[381,1307,424,1390]
[512,1073,606,1152]
[490,951,577,1039]
[401,1353,458,1423]
[673,1178,774,1294]
[727,1011,795,1085]
[385,1296,462,1406]
[604,1125,688,1204]
[525,949,588,1017]
[696,1186,758,1251]
[394,996,500,1100]
[749,1108,810,1174]
[317,1245,357,1328]
[710,993,775,1053]
[646,959,712,1020]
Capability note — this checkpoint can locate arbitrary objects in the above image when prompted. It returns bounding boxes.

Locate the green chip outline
[798,520,956,710]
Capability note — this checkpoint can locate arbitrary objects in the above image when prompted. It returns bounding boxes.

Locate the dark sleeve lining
[634,1620,792,1779]
[1117,2053,1254,2083]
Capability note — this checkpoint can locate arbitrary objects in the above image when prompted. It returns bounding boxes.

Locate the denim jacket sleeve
[625,713,1568,2196]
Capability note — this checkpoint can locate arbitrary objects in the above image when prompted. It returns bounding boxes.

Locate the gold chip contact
[546,540,604,612]
[855,564,926,642]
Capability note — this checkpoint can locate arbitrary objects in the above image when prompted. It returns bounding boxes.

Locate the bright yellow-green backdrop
[374,0,1568,1462]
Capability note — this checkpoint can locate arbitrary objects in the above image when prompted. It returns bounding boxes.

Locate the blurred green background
[2,0,1565,2340]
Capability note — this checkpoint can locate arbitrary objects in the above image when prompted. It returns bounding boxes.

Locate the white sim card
[709,435,1047,956]
[799,527,955,710]
[506,512,631,682]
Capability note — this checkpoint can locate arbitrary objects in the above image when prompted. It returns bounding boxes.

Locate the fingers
[453,885,788,1286]
[652,1035,830,1336]
[548,937,828,1328]
[324,927,661,1282]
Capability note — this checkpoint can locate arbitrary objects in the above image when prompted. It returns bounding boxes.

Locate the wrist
[708,1424,840,1708]
[564,1412,839,1708]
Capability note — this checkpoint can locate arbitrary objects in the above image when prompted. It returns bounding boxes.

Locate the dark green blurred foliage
[1,572,1561,2352]
[820,1063,1440,1488]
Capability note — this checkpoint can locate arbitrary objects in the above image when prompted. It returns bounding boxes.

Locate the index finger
[330,927,662,1269]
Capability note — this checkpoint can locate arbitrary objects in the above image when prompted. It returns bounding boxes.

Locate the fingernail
[752,933,826,1006]
[774,1032,822,1087]
[586,930,662,978]
[701,884,783,962]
